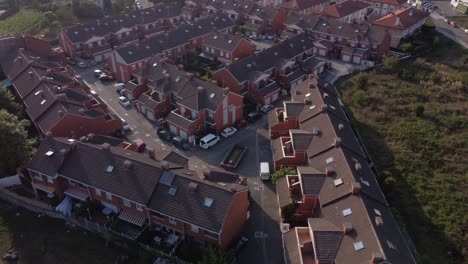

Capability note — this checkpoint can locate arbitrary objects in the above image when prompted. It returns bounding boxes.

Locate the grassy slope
[0,9,45,35]
[337,30,468,264]
[0,202,152,264]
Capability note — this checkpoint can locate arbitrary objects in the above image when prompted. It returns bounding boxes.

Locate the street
[75,65,285,264]
[430,3,468,48]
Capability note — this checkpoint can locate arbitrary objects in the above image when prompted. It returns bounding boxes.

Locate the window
[343,208,352,216]
[211,48,214,53]
[205,230,219,239]
[136,203,144,211]
[34,174,43,181]
[152,212,164,219]
[205,46,209,52]
[169,217,177,224]
[208,111,214,118]
[123,199,131,207]
[220,51,224,57]
[106,192,112,201]
[225,53,230,59]
[191,224,199,233]
[95,189,102,196]
[353,241,364,251]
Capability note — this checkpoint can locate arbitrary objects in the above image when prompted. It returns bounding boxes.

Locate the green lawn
[449,16,468,28]
[0,201,152,264]
[0,9,45,35]
[337,31,468,264]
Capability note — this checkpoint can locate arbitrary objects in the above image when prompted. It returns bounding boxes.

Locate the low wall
[0,188,64,219]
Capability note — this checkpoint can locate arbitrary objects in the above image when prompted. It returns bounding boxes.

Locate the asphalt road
[430,4,468,48]
[75,65,285,264]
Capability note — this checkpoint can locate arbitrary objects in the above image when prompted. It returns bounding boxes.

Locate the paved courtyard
[75,65,285,264]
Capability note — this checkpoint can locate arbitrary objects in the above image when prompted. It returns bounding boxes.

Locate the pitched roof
[281,0,330,10]
[154,150,189,167]
[165,111,193,129]
[297,166,325,196]
[27,137,70,176]
[202,32,249,52]
[373,7,429,30]
[322,0,369,18]
[283,229,303,264]
[136,93,159,110]
[147,170,246,232]
[307,218,343,261]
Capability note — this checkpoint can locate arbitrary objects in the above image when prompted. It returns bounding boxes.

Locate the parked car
[247,112,261,122]
[99,73,113,81]
[172,136,190,150]
[66,58,77,65]
[121,120,131,132]
[136,140,146,153]
[115,83,124,94]
[221,127,237,138]
[465,29,468,34]
[249,35,257,40]
[260,104,273,113]
[199,134,220,149]
[94,69,103,77]
[118,96,131,108]
[77,62,87,68]
[157,128,173,141]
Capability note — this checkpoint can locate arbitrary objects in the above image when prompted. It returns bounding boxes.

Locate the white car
[118,96,131,108]
[77,62,87,68]
[94,69,103,77]
[261,104,274,113]
[221,127,237,138]
[122,120,131,132]
[464,29,468,34]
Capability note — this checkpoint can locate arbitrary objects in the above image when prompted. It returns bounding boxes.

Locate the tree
[55,4,77,26]
[198,245,231,264]
[413,103,425,117]
[351,72,368,90]
[238,25,247,35]
[0,110,36,175]
[272,167,296,185]
[382,55,399,73]
[72,0,102,18]
[351,89,370,107]
[0,86,22,115]
[400,42,412,53]
[43,11,57,25]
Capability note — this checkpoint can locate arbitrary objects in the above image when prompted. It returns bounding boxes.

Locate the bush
[400,42,413,53]
[383,55,399,72]
[351,72,368,90]
[272,167,296,185]
[351,90,370,107]
[413,103,425,117]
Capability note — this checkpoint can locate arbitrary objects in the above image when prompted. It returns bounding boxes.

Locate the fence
[0,188,64,219]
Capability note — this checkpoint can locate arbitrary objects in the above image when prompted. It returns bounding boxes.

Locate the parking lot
[75,65,285,264]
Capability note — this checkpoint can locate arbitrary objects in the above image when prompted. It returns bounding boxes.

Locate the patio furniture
[165,234,179,246]
[102,207,113,216]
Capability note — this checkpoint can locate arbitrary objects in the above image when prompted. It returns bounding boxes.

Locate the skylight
[45,150,55,157]
[361,178,370,186]
[40,100,46,105]
[342,208,352,216]
[353,241,364,251]
[168,186,177,196]
[34,90,42,96]
[209,93,215,99]
[153,63,158,67]
[333,178,343,187]
[67,139,75,142]
[228,40,233,44]
[128,51,133,55]
[309,105,316,110]
[326,157,334,164]
[329,105,336,110]
[387,240,397,250]
[213,35,218,39]
[175,76,181,82]
[106,165,114,173]
[374,209,382,216]
[203,197,214,207]
[305,93,311,98]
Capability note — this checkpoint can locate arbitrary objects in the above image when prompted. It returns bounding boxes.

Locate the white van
[259,162,270,180]
[115,83,124,94]
[199,134,220,149]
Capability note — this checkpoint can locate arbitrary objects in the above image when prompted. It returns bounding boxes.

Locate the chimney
[351,182,361,194]
[371,252,384,263]
[309,83,315,89]
[342,222,352,234]
[325,167,334,176]
[375,216,384,227]
[395,16,400,26]
[123,160,133,169]
[45,131,53,138]
[58,110,64,117]
[186,72,194,79]
[87,133,95,141]
[164,73,171,81]
[319,104,328,113]
[312,128,320,135]
[16,56,23,64]
[332,137,342,148]
[79,136,87,142]
[223,87,230,95]
[59,148,69,156]
[203,168,211,178]
[197,86,204,92]
[147,148,156,160]
[29,71,34,79]
[161,160,170,170]
[188,182,198,192]
[101,143,111,151]
[230,184,237,192]
[304,99,311,105]
[355,162,362,171]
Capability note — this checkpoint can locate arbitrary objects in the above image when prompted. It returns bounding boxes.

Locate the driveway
[75,65,285,264]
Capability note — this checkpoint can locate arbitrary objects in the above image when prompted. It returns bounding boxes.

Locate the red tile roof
[373,7,429,30]
[322,0,369,18]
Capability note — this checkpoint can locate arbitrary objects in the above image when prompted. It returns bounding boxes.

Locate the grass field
[0,201,152,264]
[0,9,45,35]
[337,28,468,264]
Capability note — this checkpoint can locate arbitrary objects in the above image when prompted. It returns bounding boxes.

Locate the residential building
[8,50,123,139]
[201,32,256,64]
[362,0,405,16]
[322,0,370,24]
[373,7,429,47]
[108,15,235,82]
[280,0,336,14]
[27,137,249,248]
[58,4,183,61]
[245,5,288,36]
[212,33,316,104]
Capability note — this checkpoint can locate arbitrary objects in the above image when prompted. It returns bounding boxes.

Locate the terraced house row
[28,136,249,248]
[268,75,416,264]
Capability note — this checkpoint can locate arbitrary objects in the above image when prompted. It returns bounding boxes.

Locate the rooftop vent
[123,160,133,169]
[101,143,111,151]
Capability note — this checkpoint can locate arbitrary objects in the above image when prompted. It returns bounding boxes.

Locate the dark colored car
[172,136,190,150]
[135,140,146,153]
[234,236,249,253]
[247,112,261,123]
[157,128,172,141]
